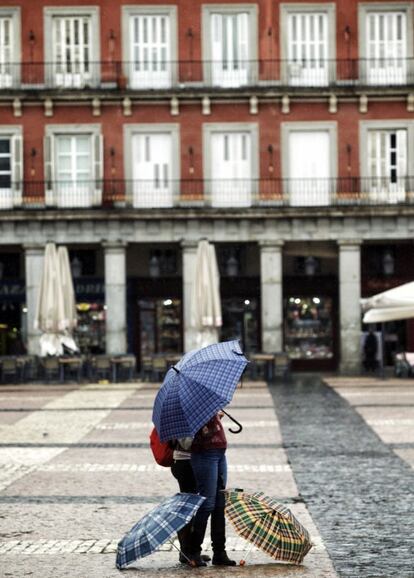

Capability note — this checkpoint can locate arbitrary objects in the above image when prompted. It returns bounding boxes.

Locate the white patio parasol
[34,243,78,356]
[361,281,414,323]
[190,240,222,348]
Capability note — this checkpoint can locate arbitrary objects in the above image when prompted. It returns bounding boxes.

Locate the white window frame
[358,3,413,85]
[0,126,22,209]
[360,120,414,204]
[202,4,258,87]
[44,7,100,88]
[0,8,20,88]
[124,124,180,208]
[280,3,336,86]
[44,124,103,208]
[203,122,259,207]
[281,122,338,206]
[122,5,178,89]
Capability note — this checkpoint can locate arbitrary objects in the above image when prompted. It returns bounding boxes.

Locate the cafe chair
[1,357,18,384]
[42,357,60,383]
[273,353,291,381]
[93,355,112,382]
[151,356,167,382]
[141,356,153,382]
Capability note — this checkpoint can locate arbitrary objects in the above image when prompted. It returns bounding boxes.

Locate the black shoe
[212,551,236,566]
[187,554,208,568]
[179,553,210,564]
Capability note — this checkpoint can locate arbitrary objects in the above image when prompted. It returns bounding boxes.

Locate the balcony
[2,177,414,211]
[1,59,414,92]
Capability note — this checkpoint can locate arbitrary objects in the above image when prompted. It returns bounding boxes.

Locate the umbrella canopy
[152,340,248,442]
[191,240,222,348]
[116,493,205,569]
[224,490,312,565]
[361,282,414,323]
[34,243,78,356]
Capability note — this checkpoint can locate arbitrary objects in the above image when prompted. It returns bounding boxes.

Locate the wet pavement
[0,376,413,578]
[271,376,414,578]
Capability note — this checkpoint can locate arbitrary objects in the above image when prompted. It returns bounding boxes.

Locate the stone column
[24,244,44,355]
[260,241,284,353]
[103,241,127,355]
[181,240,198,353]
[338,240,362,374]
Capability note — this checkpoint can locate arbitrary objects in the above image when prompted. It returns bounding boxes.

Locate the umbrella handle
[221,409,243,434]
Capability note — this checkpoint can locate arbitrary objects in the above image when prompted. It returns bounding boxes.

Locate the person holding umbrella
[185,411,236,567]
[152,340,249,567]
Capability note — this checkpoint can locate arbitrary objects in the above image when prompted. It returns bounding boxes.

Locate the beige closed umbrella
[34,243,78,356]
[191,239,222,348]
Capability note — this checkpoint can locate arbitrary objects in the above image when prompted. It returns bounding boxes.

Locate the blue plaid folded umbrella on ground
[152,340,249,442]
[116,493,206,569]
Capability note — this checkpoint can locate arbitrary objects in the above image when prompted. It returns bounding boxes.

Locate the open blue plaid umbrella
[152,340,249,442]
[116,493,205,569]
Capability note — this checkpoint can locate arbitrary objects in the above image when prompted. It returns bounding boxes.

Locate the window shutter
[44,134,55,206]
[93,133,103,205]
[11,133,22,206]
[396,129,407,181]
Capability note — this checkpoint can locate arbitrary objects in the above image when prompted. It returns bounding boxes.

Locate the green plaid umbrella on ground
[224,490,312,565]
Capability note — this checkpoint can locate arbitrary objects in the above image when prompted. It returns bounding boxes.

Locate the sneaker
[212,551,236,566]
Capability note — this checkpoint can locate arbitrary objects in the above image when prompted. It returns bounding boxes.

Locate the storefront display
[221,298,259,353]
[138,298,182,357]
[74,303,106,354]
[284,296,333,360]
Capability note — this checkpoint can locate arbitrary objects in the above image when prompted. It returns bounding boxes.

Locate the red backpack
[149,427,174,467]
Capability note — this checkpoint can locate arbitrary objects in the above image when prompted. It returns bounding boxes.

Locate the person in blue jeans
[187,413,236,568]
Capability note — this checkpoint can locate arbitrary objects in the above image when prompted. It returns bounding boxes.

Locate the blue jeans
[190,449,227,555]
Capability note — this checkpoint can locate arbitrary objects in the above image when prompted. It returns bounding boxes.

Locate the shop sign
[74,279,105,297]
[0,281,25,301]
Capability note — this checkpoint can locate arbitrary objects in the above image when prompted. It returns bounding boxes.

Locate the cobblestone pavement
[272,375,414,578]
[0,376,412,578]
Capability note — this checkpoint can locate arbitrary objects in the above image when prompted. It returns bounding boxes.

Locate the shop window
[284,296,333,360]
[138,298,182,357]
[221,297,259,353]
[74,302,105,354]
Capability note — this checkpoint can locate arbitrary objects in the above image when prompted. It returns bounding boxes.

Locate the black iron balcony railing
[1,58,414,90]
[1,178,414,210]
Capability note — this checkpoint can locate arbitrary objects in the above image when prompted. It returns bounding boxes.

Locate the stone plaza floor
[0,375,413,578]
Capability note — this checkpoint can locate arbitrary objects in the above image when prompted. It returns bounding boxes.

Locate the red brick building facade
[0,0,413,372]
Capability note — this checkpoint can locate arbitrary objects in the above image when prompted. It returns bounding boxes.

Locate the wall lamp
[188,146,194,174]
[267,144,274,173]
[29,30,35,46]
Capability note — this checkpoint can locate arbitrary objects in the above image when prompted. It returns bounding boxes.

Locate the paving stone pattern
[270,376,414,578]
[0,381,337,578]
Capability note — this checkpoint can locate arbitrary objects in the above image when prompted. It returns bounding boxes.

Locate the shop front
[283,246,339,371]
[0,252,25,355]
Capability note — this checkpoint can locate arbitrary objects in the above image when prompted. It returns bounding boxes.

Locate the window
[281,4,335,86]
[0,128,22,209]
[44,126,103,208]
[122,6,177,89]
[124,125,179,208]
[368,129,407,201]
[203,5,257,87]
[361,121,413,203]
[44,8,100,88]
[0,9,20,88]
[204,123,258,207]
[359,4,412,85]
[282,123,337,206]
